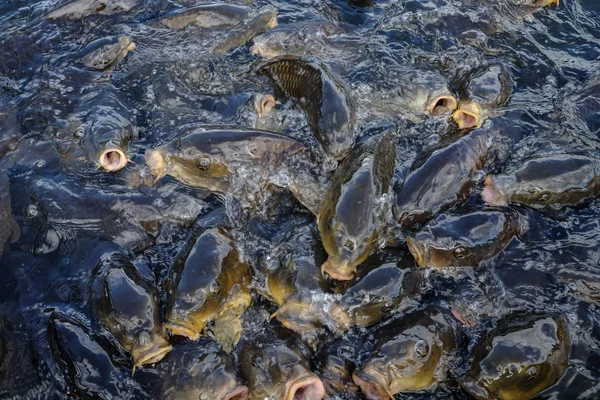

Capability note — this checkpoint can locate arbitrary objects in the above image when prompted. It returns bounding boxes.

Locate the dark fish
[78,35,136,72]
[0,171,20,259]
[0,320,41,398]
[251,20,340,59]
[258,55,357,159]
[239,323,326,400]
[453,63,512,130]
[268,255,351,334]
[43,0,139,19]
[90,254,172,369]
[213,6,278,55]
[353,306,462,399]
[318,132,396,280]
[394,128,495,229]
[318,334,363,398]
[164,227,251,351]
[406,207,521,268]
[144,128,324,214]
[459,313,570,400]
[482,153,600,208]
[336,264,422,326]
[48,314,147,399]
[159,341,248,400]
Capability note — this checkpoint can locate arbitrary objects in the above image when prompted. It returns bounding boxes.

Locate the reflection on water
[1,0,600,399]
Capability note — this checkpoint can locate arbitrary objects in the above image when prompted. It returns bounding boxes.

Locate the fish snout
[352,371,391,400]
[406,236,427,267]
[428,95,458,115]
[131,331,173,368]
[99,147,128,172]
[452,102,481,130]
[144,149,167,179]
[164,318,200,341]
[321,258,355,281]
[481,176,508,206]
[224,385,249,400]
[285,367,326,400]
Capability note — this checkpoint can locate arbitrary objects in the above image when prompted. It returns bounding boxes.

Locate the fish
[164,227,251,352]
[453,63,512,129]
[48,313,148,398]
[43,0,139,20]
[267,255,351,334]
[78,35,136,72]
[0,320,41,398]
[212,6,278,55]
[317,334,363,398]
[89,254,172,369]
[159,341,248,400]
[482,153,600,208]
[318,132,396,280]
[394,128,496,229]
[258,55,357,159]
[0,171,20,260]
[459,313,570,400]
[399,70,458,117]
[239,323,326,400]
[251,20,340,59]
[406,207,521,268]
[336,264,422,326]
[353,306,461,399]
[157,4,252,30]
[144,128,324,215]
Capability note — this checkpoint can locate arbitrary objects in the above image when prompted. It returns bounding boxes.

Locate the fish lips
[352,370,393,400]
[405,235,429,267]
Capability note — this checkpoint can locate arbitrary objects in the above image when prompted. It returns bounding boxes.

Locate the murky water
[1,0,600,399]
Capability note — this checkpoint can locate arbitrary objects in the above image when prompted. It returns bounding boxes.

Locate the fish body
[78,35,136,71]
[43,0,139,19]
[318,132,396,280]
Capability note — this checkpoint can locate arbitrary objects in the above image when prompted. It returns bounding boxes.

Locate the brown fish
[318,132,396,280]
[90,254,172,369]
[459,313,570,400]
[43,0,139,19]
[164,227,251,351]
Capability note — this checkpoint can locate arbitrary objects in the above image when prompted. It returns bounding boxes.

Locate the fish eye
[454,246,468,259]
[197,156,211,171]
[508,364,519,375]
[414,340,430,358]
[74,126,85,138]
[526,366,537,379]
[538,193,550,202]
[209,281,220,294]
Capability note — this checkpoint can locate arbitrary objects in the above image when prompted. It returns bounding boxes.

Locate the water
[1,0,600,399]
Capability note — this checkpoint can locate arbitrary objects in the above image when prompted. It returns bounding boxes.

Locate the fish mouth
[321,258,355,281]
[255,94,277,117]
[541,0,559,7]
[406,236,427,267]
[144,149,166,180]
[481,175,507,206]
[352,371,393,400]
[452,102,481,129]
[99,148,128,172]
[271,298,351,333]
[164,319,201,341]
[428,95,458,115]
[131,335,173,368]
[285,369,326,400]
[224,385,249,400]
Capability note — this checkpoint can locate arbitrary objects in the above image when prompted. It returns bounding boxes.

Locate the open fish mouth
[285,370,326,400]
[481,176,507,206]
[428,95,458,115]
[164,320,201,341]
[131,337,173,368]
[452,102,481,129]
[321,258,355,281]
[352,371,392,400]
[225,385,249,400]
[99,148,128,172]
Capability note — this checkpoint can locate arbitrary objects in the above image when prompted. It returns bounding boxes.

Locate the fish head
[452,101,482,130]
[99,142,128,172]
[80,35,135,71]
[460,315,569,400]
[407,210,514,268]
[130,331,173,368]
[354,329,442,397]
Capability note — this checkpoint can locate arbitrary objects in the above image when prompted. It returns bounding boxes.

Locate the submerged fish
[258,55,356,159]
[394,128,497,229]
[158,4,252,30]
[239,323,326,400]
[144,128,324,214]
[482,153,600,208]
[406,207,521,268]
[43,0,139,19]
[48,314,147,398]
[164,227,251,351]
[453,63,512,130]
[78,35,136,72]
[251,20,340,59]
[159,341,248,400]
[267,255,351,334]
[90,254,172,369]
[459,313,570,400]
[0,171,20,259]
[336,264,421,326]
[353,306,462,399]
[318,133,396,280]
